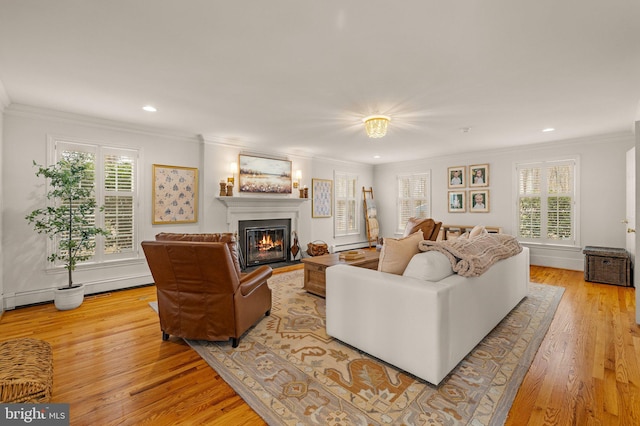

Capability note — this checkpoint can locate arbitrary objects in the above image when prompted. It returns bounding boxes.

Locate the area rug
[152,270,564,425]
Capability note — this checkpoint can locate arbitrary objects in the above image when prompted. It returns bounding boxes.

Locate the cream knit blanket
[418,233,522,277]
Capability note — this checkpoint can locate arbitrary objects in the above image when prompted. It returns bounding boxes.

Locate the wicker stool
[0,338,53,403]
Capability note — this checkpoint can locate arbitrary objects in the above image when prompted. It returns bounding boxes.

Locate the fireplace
[239,219,290,267]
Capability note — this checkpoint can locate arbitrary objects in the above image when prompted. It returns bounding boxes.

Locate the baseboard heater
[330,241,371,253]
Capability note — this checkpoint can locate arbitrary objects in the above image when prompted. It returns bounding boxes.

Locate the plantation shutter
[334,172,359,237]
[547,163,573,241]
[103,149,136,257]
[50,138,139,267]
[517,166,542,239]
[56,143,98,262]
[397,173,430,233]
[517,159,576,245]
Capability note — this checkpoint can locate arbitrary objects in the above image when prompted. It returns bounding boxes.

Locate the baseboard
[330,241,371,253]
[4,274,154,309]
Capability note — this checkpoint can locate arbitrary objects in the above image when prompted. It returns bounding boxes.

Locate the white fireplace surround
[216,196,309,236]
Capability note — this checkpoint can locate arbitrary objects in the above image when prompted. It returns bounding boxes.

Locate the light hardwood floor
[1,265,638,425]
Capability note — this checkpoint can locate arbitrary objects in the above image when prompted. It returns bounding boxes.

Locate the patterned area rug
[158,270,564,425]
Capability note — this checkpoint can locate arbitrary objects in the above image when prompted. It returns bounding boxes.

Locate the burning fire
[258,233,282,251]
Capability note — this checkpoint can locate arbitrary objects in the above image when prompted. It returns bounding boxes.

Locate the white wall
[0,83,7,317]
[2,105,203,308]
[3,102,633,307]
[0,110,3,317]
[310,157,375,251]
[374,132,634,270]
[1,105,373,308]
[635,121,640,325]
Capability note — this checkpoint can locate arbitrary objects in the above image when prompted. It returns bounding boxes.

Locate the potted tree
[26,153,108,310]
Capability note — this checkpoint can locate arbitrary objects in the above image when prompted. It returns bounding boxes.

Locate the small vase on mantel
[219,181,227,196]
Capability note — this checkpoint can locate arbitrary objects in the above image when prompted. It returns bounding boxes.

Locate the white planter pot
[54,284,85,310]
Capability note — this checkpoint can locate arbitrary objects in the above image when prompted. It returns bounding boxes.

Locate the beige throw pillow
[469,225,487,238]
[378,230,424,275]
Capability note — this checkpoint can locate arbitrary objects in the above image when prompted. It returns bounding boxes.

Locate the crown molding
[5,104,201,144]
[374,131,634,170]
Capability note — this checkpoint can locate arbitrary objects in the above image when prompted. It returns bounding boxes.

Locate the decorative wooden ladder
[363,187,379,248]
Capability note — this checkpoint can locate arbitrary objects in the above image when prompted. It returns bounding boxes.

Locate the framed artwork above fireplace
[238,154,292,194]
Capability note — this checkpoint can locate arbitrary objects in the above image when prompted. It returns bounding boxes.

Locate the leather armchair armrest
[239,265,273,296]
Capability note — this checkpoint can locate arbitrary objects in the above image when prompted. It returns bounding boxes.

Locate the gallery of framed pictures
[152,164,198,224]
[447,163,490,213]
[238,154,292,194]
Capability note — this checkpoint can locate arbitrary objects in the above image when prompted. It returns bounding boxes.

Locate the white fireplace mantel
[216,196,309,234]
[216,196,309,208]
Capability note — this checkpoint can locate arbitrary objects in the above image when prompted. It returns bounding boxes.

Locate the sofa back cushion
[402,251,454,281]
[377,230,423,275]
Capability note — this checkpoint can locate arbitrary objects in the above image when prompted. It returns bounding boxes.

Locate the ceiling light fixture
[142,105,157,112]
[363,115,390,138]
[542,127,555,132]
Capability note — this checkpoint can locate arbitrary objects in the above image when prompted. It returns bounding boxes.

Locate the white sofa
[325,247,529,386]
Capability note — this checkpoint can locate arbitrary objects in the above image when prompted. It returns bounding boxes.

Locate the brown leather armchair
[141,239,272,347]
[402,217,442,241]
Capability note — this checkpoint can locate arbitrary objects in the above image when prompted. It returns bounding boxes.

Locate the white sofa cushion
[402,251,454,281]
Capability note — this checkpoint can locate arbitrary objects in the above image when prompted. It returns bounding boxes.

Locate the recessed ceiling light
[373,155,381,159]
[542,127,555,132]
[142,105,157,112]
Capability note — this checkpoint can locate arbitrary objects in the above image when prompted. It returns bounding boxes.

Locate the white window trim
[333,171,360,237]
[513,156,580,248]
[396,171,431,234]
[45,135,142,271]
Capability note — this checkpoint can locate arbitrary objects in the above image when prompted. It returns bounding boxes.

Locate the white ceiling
[1,1,639,164]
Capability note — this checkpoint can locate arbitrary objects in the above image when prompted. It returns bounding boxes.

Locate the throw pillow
[469,225,487,238]
[378,230,424,275]
[402,251,454,281]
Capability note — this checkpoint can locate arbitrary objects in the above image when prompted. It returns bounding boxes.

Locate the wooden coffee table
[301,251,380,297]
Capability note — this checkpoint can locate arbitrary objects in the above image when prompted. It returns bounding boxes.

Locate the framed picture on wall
[448,166,466,188]
[238,154,292,194]
[469,189,490,212]
[312,178,332,218]
[152,164,198,224]
[448,191,466,212]
[469,164,489,187]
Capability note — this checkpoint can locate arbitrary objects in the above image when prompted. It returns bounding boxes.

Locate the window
[334,172,359,236]
[397,172,430,233]
[52,139,139,265]
[516,158,578,246]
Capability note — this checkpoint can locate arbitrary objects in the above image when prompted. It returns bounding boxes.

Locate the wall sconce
[293,170,302,188]
[228,162,237,185]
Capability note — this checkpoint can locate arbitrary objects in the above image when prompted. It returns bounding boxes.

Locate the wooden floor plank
[1,264,639,425]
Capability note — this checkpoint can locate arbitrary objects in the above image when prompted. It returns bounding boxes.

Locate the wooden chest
[583,246,632,287]
[301,251,380,297]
